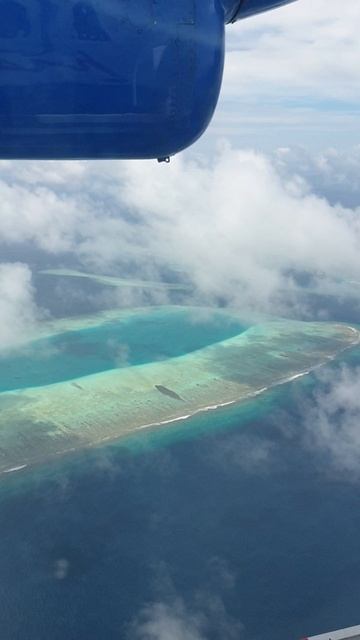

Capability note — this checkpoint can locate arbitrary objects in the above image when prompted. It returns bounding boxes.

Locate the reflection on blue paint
[0,0,295,159]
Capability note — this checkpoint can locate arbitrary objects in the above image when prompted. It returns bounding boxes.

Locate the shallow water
[0,312,354,474]
[0,307,247,392]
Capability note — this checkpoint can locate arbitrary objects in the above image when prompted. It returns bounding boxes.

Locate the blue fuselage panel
[0,0,225,159]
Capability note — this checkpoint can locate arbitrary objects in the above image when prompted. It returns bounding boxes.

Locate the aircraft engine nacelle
[0,0,296,160]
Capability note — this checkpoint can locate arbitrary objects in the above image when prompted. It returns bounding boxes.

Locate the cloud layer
[0,263,40,351]
[211,0,360,147]
[128,588,242,640]
[304,366,360,480]
[0,146,360,316]
[224,0,360,103]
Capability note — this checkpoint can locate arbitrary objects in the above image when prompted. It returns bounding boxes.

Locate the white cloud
[0,146,360,314]
[209,0,360,147]
[128,559,242,640]
[53,558,70,580]
[304,366,360,479]
[117,147,360,311]
[129,600,205,640]
[273,146,360,208]
[209,433,276,474]
[0,263,40,352]
[128,594,243,640]
[0,176,86,253]
[224,0,360,102]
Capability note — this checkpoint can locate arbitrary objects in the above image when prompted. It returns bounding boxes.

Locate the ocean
[0,291,359,640]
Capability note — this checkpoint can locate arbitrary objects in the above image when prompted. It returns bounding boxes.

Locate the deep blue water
[1,349,360,640]
[0,308,247,392]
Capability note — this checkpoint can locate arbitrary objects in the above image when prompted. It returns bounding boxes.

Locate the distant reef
[0,305,358,475]
[39,268,190,291]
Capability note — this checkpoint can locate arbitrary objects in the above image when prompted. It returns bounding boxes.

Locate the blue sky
[199,0,360,151]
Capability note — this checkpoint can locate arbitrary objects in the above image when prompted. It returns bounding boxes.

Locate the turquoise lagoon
[0,306,248,393]
[0,304,358,474]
